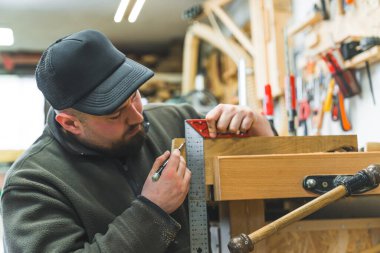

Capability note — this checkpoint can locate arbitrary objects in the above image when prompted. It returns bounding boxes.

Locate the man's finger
[206,105,224,138]
[228,111,244,133]
[177,156,186,177]
[149,151,170,176]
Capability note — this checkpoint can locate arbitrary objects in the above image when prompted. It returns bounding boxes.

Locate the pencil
[152,142,185,182]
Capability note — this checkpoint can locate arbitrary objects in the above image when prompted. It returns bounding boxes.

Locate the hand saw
[185,119,249,253]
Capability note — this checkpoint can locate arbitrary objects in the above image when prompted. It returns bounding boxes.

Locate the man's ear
[55,112,83,135]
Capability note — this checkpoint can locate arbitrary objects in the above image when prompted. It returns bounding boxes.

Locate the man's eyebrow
[109,104,126,115]
[109,92,136,115]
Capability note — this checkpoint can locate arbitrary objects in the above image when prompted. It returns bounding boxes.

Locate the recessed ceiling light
[114,0,130,23]
[0,28,14,46]
[128,0,146,23]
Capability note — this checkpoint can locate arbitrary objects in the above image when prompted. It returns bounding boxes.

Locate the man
[1,29,274,252]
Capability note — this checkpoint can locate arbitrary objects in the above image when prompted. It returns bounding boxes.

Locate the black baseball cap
[35,29,154,115]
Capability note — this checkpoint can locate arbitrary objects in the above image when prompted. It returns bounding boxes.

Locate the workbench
[173,135,380,252]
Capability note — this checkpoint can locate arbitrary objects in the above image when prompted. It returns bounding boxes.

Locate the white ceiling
[0,0,204,53]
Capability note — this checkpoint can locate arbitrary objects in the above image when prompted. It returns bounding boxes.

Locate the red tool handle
[264,84,274,117]
[186,119,249,138]
[298,100,311,121]
[290,75,297,110]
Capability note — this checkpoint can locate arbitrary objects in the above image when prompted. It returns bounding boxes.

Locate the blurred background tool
[322,50,361,98]
[358,37,380,105]
[263,84,274,126]
[298,99,311,136]
[284,29,297,136]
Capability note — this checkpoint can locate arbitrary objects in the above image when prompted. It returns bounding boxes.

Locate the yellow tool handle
[323,79,335,112]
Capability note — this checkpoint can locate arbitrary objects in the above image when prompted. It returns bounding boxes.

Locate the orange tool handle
[338,91,352,131]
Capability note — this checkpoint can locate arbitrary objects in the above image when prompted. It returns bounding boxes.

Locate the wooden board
[174,135,358,185]
[0,150,24,163]
[266,218,380,253]
[213,152,380,200]
[366,142,380,152]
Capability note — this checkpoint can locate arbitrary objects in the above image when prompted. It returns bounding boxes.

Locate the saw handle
[228,164,380,253]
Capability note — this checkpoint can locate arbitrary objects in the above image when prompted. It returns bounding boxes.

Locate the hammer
[228,164,380,253]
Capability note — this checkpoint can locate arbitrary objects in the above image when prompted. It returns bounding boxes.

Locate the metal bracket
[186,119,249,138]
[303,174,353,195]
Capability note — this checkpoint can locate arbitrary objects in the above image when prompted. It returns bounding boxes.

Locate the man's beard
[80,124,147,158]
[107,128,147,158]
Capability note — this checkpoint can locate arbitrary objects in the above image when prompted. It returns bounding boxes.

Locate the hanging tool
[185,119,249,253]
[340,41,362,60]
[284,29,297,136]
[182,4,203,20]
[263,84,274,126]
[323,78,335,112]
[314,75,328,135]
[227,164,380,253]
[331,93,339,122]
[330,83,352,131]
[298,99,311,136]
[319,0,330,20]
[337,91,352,131]
[322,50,361,98]
[365,61,376,105]
[358,37,380,105]
[152,142,185,182]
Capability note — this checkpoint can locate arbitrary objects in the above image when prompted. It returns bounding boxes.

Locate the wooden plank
[213,152,380,200]
[345,45,380,69]
[250,0,271,100]
[361,243,380,253]
[206,2,255,58]
[229,200,266,252]
[181,28,200,95]
[277,218,380,232]
[174,135,358,185]
[287,11,323,36]
[0,150,24,163]
[206,135,357,185]
[268,227,378,253]
[266,218,380,253]
[366,142,380,152]
[0,173,5,189]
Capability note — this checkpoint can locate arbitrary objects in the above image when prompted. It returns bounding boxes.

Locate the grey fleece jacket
[1,103,200,253]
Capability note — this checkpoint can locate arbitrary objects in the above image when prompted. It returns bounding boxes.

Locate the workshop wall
[292,0,380,149]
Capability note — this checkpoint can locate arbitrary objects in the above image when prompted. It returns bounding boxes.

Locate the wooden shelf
[344,45,380,69]
[287,12,323,36]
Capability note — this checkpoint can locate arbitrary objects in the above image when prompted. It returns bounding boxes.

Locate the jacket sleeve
[1,182,181,253]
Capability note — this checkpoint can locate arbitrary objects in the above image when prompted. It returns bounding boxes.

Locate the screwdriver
[152,142,185,182]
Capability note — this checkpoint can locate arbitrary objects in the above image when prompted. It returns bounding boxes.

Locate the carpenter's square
[185,119,248,253]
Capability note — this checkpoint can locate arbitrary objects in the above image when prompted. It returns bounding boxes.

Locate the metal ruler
[185,120,209,253]
[185,119,248,253]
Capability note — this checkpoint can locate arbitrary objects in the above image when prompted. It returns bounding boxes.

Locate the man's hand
[205,104,274,138]
[141,150,191,214]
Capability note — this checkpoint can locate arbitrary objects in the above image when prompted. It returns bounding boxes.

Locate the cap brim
[72,57,154,115]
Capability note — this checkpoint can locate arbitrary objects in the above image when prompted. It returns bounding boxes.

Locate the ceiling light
[128,0,146,23]
[0,28,14,46]
[114,0,130,23]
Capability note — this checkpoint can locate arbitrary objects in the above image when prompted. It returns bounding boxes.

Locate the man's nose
[126,104,143,125]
